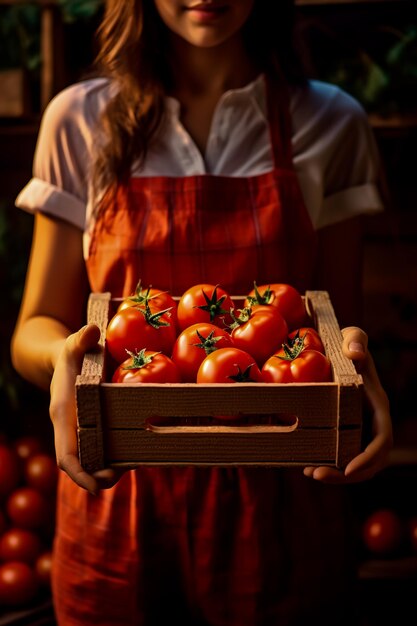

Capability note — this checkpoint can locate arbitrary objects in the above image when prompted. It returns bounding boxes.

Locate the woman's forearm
[11,316,71,391]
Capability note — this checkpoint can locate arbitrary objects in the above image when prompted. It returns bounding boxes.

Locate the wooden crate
[76,290,363,472]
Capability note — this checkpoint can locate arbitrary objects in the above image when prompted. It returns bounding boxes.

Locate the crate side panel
[100,383,339,427]
[104,429,337,466]
[81,292,111,378]
[338,382,363,432]
[76,375,102,428]
[336,427,363,469]
[306,290,363,427]
[78,428,105,472]
[306,291,362,382]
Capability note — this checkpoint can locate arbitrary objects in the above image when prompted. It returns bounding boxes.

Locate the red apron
[52,77,358,626]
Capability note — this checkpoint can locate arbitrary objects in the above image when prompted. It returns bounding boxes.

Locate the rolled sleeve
[317,183,383,229]
[16,177,86,231]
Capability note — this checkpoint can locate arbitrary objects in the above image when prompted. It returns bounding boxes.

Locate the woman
[11,1,392,624]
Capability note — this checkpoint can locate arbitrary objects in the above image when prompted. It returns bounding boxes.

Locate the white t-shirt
[16,74,383,259]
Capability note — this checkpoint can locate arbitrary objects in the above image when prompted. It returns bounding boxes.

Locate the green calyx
[277,332,306,361]
[123,349,160,369]
[127,280,152,306]
[137,302,172,328]
[127,280,169,307]
[246,281,272,306]
[196,285,228,322]
[228,363,257,383]
[193,329,224,355]
[228,306,252,330]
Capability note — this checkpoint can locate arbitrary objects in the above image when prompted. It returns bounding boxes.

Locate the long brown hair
[93,0,304,197]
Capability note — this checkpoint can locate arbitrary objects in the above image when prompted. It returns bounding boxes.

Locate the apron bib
[52,77,357,626]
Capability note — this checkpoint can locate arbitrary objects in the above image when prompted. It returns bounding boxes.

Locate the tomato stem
[137,302,173,328]
[228,363,258,382]
[246,281,272,306]
[193,329,224,355]
[277,333,306,361]
[123,349,161,369]
[195,285,228,322]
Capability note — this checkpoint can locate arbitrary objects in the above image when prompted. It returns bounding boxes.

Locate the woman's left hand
[303,326,393,484]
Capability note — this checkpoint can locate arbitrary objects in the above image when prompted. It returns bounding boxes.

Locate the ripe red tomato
[117,281,178,330]
[0,561,38,606]
[6,487,50,531]
[112,349,181,383]
[0,444,21,500]
[12,436,44,463]
[197,347,262,384]
[177,284,235,332]
[244,283,306,331]
[262,349,332,383]
[24,454,58,495]
[362,509,404,556]
[408,516,417,552]
[0,528,41,564]
[106,302,177,363]
[0,509,7,535]
[230,305,288,367]
[35,550,53,587]
[171,322,235,382]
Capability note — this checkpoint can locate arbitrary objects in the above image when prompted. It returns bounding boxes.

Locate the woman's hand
[49,324,124,495]
[303,326,393,484]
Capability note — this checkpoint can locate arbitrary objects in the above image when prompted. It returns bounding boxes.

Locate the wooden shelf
[358,555,417,580]
[296,0,409,5]
[369,113,417,131]
[0,598,54,626]
[0,0,65,112]
[388,448,417,467]
[0,1,57,6]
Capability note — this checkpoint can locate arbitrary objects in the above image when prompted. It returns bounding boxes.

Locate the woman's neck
[168,33,260,100]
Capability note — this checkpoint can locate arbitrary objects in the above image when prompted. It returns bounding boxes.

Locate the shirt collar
[165,73,267,120]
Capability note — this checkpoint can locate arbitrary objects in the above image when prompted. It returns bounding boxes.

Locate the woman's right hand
[49,323,124,495]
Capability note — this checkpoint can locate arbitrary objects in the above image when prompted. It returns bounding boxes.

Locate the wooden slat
[336,427,363,469]
[77,421,104,472]
[100,382,339,428]
[103,428,338,465]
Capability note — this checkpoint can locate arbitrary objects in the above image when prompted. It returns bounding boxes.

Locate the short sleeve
[291,81,384,230]
[15,79,108,231]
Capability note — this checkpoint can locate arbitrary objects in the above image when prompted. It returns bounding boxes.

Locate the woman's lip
[186,3,227,11]
[185,6,228,20]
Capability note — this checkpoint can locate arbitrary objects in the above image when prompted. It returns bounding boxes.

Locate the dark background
[0,1,416,624]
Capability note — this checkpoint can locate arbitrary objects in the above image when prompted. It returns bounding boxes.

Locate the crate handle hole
[145,414,299,433]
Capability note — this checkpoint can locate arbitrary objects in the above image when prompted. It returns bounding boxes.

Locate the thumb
[64,324,101,372]
[77,323,101,352]
[341,326,368,361]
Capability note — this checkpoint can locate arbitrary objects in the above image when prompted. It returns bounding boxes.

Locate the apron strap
[265,74,294,170]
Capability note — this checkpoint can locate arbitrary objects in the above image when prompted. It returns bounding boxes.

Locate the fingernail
[349,342,365,353]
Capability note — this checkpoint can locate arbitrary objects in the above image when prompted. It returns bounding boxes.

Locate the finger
[58,452,99,495]
[303,466,315,478]
[304,464,377,485]
[341,326,368,361]
[52,397,99,494]
[306,466,346,484]
[92,468,126,490]
[344,433,392,478]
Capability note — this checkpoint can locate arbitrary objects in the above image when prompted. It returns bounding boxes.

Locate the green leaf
[58,0,104,23]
